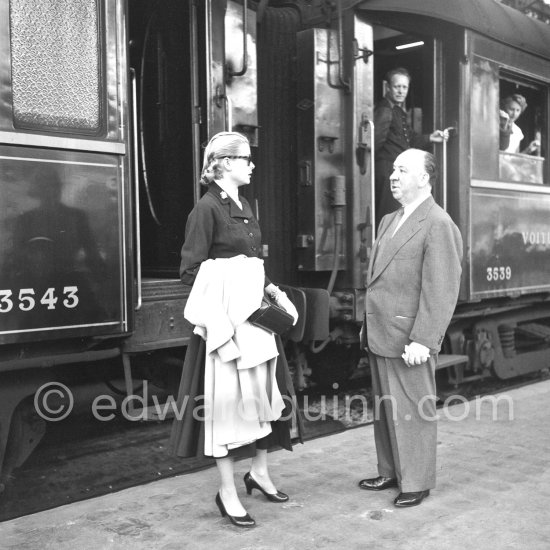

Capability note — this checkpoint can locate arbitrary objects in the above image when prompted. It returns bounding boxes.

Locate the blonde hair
[200,131,249,186]
[501,93,528,113]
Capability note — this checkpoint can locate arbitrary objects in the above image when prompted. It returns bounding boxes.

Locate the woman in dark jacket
[169,131,301,528]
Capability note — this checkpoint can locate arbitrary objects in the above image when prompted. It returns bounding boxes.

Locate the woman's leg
[216,456,247,516]
[249,448,278,494]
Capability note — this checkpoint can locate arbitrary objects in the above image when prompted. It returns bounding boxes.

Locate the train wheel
[307,342,361,387]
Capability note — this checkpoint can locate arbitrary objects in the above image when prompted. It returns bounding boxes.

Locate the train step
[436,354,469,370]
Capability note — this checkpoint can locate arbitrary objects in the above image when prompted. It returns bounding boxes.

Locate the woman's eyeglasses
[218,155,253,166]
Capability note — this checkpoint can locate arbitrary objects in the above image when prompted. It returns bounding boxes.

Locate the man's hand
[429,128,449,143]
[402,342,430,367]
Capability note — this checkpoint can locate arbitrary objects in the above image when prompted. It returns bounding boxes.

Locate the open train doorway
[370,25,445,217]
[128,0,197,279]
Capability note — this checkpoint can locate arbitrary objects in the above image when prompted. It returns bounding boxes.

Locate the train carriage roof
[357,0,550,61]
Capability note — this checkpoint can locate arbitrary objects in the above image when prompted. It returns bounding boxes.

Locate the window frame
[497,68,549,186]
[498,69,547,183]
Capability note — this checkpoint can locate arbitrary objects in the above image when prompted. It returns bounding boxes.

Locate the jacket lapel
[368,211,396,280]
[370,196,435,283]
[209,183,254,221]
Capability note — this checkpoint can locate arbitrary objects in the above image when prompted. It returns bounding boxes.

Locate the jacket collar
[369,195,435,282]
[208,182,253,219]
[383,94,406,113]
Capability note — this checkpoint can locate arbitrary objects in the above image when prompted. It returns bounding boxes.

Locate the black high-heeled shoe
[244,472,289,503]
[215,492,256,528]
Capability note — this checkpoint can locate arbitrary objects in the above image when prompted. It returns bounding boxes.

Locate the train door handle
[214,85,233,131]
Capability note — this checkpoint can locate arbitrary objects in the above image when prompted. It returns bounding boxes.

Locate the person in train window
[168,131,302,529]
[374,67,448,227]
[359,149,463,507]
[499,94,540,154]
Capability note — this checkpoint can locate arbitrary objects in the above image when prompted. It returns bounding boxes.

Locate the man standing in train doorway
[374,67,448,228]
[359,148,462,507]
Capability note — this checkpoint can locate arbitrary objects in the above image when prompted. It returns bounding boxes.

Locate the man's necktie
[374,208,404,266]
[389,207,405,237]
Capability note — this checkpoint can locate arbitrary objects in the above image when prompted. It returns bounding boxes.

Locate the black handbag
[248,294,294,335]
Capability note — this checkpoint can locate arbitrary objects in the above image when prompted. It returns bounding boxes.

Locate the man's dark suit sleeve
[409,215,463,350]
[374,103,393,153]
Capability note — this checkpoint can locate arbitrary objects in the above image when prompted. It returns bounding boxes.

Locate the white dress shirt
[393,193,431,236]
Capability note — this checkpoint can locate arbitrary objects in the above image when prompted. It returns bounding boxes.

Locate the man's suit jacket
[365,195,463,358]
[374,97,430,162]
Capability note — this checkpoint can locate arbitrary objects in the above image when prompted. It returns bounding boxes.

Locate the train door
[127,0,247,280]
[0,0,129,344]
[294,11,374,292]
[123,1,243,358]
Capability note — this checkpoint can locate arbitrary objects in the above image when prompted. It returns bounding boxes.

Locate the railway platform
[1,378,550,550]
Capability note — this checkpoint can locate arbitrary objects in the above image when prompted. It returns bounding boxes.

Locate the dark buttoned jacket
[180,183,267,286]
[374,97,430,162]
[365,196,463,357]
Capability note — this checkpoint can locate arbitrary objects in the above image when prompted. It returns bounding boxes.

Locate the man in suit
[374,67,448,227]
[359,148,463,507]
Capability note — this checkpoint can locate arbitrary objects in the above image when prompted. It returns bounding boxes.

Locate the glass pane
[225,0,258,145]
[471,57,499,180]
[499,152,544,184]
[10,0,101,132]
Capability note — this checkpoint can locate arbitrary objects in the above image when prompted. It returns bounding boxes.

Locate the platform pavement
[1,379,550,550]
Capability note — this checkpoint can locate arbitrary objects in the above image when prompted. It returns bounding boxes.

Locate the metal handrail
[366,118,376,244]
[227,0,248,77]
[130,69,142,311]
[337,0,350,92]
[226,94,233,131]
[442,133,447,210]
[441,126,456,211]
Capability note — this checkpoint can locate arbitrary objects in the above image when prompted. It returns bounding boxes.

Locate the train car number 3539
[486,266,512,282]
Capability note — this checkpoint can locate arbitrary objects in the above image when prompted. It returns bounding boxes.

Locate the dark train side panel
[0,0,132,345]
[0,146,127,344]
[464,30,550,302]
[469,184,550,299]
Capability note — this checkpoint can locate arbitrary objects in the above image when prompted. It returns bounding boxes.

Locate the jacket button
[244,219,248,224]
[249,232,254,237]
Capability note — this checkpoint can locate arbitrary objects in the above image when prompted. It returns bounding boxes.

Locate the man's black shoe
[394,490,430,507]
[358,476,398,491]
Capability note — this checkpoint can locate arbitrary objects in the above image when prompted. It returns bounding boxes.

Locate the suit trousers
[369,352,438,492]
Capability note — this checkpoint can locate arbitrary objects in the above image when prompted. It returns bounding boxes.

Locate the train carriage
[0,0,549,491]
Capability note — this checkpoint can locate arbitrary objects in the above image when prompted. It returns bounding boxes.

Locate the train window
[471,58,547,185]
[498,75,545,184]
[9,0,102,133]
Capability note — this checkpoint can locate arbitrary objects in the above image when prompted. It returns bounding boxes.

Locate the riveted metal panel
[296,28,346,272]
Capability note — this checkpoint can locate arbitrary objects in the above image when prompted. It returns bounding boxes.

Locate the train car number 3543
[0,287,79,312]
